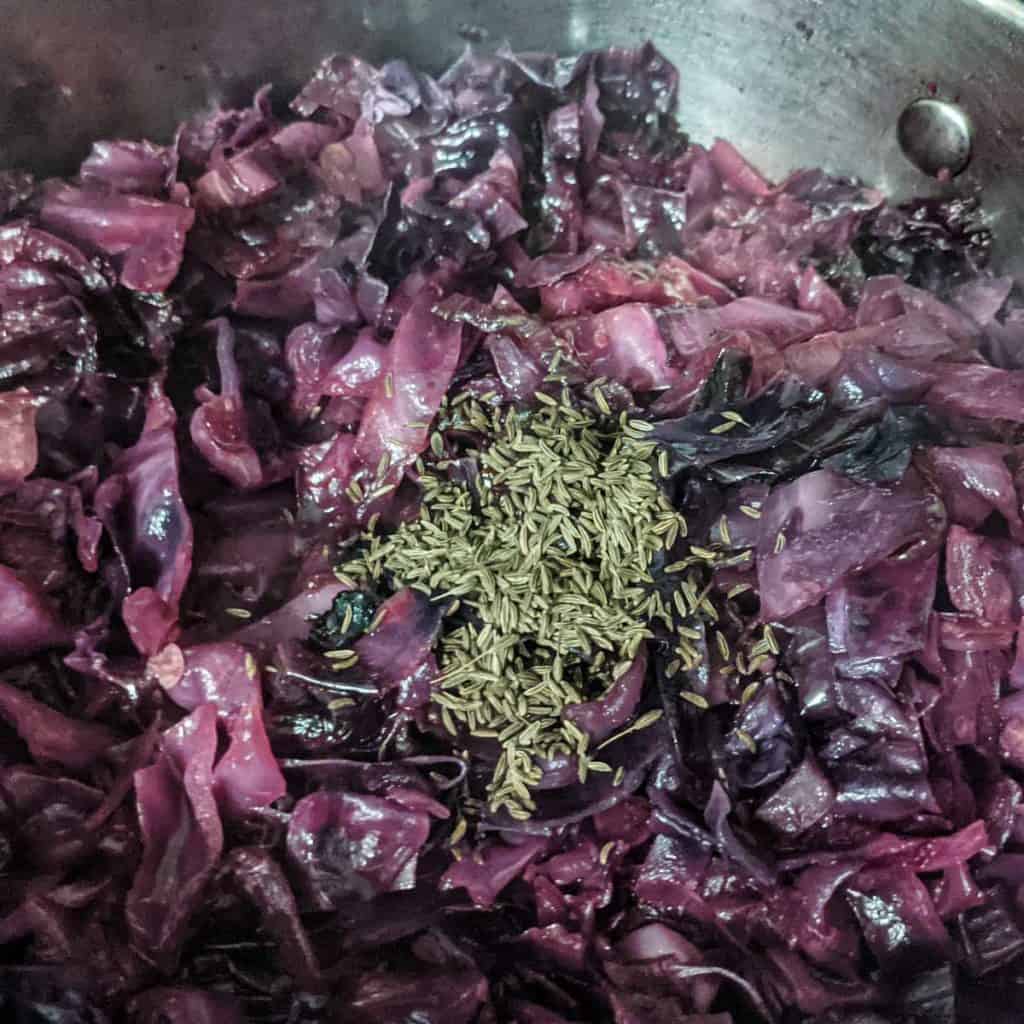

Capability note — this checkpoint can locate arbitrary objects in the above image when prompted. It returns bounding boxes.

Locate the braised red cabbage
[0,39,1020,1024]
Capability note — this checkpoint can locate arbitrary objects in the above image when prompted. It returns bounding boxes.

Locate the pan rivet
[897,97,973,178]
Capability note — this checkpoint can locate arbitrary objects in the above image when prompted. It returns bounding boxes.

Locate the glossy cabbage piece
[757,469,943,621]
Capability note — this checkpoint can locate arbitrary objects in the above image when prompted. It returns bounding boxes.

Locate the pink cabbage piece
[80,138,178,196]
[127,705,224,970]
[295,432,360,525]
[825,554,938,665]
[210,698,287,819]
[441,836,548,907]
[488,331,544,402]
[566,647,647,742]
[537,255,703,317]
[564,303,677,390]
[354,587,442,712]
[926,363,1024,422]
[148,641,285,818]
[40,183,194,292]
[757,469,944,621]
[0,389,40,495]
[354,289,462,476]
[0,224,105,385]
[945,525,1018,624]
[229,576,346,649]
[189,320,264,489]
[95,391,194,655]
[923,445,1023,538]
[286,788,435,908]
[755,755,835,836]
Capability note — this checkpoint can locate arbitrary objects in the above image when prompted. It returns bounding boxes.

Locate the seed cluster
[341,389,686,819]
[338,386,788,820]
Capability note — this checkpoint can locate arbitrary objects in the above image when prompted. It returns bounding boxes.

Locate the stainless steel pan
[1,0,1022,268]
